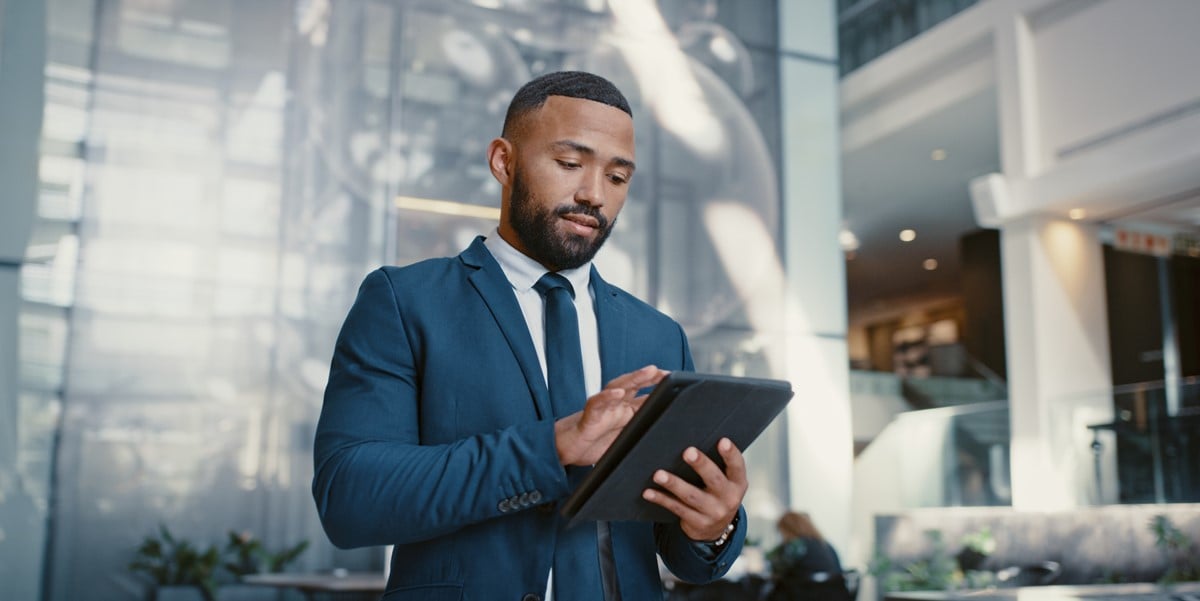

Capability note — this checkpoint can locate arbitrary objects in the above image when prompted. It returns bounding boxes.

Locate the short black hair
[501,71,632,137]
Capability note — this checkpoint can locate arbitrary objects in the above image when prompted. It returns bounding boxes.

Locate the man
[313,71,748,601]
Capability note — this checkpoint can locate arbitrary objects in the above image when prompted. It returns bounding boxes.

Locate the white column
[987,8,1116,510]
[1000,216,1112,509]
[0,0,47,598]
[994,12,1043,179]
[779,0,855,555]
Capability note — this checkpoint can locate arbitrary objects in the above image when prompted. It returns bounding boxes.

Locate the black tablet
[560,371,794,525]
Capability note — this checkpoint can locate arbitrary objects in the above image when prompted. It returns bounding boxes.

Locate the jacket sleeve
[655,506,748,583]
[311,269,570,549]
[653,322,748,583]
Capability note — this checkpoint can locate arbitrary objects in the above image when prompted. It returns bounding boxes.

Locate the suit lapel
[590,267,628,385]
[460,237,553,420]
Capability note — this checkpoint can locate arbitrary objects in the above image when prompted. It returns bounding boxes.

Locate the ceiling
[841,88,1001,317]
[1107,189,1200,229]
[839,86,1200,323]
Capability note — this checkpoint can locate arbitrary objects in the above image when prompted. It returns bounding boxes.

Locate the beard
[508,169,616,271]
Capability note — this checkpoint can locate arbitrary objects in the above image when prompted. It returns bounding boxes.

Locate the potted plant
[129,525,309,601]
[129,525,222,601]
[1151,515,1200,584]
[223,530,310,577]
[956,526,995,572]
[868,530,960,594]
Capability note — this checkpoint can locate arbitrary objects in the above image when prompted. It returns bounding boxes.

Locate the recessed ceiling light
[899,229,916,242]
[838,228,860,251]
[923,258,938,270]
[931,149,947,161]
[1068,208,1086,220]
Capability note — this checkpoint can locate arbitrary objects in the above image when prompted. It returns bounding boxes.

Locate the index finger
[603,365,668,393]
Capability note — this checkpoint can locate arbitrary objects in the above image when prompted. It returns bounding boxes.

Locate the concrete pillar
[1001,217,1112,509]
[778,0,855,554]
[986,9,1116,510]
[0,0,47,598]
[994,12,1043,180]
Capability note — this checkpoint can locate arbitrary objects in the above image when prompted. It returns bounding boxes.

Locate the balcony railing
[854,376,1200,512]
[838,0,981,75]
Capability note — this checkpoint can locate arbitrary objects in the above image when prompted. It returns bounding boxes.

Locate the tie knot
[534,272,575,299]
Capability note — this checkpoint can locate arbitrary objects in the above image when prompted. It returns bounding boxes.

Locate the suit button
[498,499,511,513]
[529,490,542,503]
[518,492,531,506]
[522,595,541,601]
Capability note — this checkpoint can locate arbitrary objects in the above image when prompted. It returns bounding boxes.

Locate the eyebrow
[551,140,637,173]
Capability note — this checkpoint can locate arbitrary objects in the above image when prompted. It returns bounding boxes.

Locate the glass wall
[341,0,792,545]
[3,1,49,599]
[1048,378,1200,506]
[31,1,379,599]
[857,402,1011,509]
[17,1,801,598]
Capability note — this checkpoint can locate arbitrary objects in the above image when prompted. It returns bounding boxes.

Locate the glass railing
[855,401,1011,509]
[856,376,1200,512]
[838,0,981,75]
[1048,377,1200,506]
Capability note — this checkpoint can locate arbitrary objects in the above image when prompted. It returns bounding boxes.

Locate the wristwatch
[704,514,739,549]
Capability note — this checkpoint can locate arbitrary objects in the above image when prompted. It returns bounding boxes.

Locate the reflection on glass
[377,0,787,545]
[859,402,1013,509]
[1065,378,1200,505]
[24,1,795,598]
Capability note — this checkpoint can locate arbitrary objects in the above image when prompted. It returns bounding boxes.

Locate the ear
[487,137,513,187]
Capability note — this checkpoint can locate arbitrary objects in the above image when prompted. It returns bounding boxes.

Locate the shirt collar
[483,229,592,295]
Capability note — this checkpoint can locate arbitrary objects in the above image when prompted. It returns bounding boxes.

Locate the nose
[574,168,605,207]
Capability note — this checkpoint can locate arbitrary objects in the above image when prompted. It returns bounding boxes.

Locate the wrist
[698,513,739,549]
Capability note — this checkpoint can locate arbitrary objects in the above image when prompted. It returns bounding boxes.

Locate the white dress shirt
[482,230,602,601]
[483,230,602,397]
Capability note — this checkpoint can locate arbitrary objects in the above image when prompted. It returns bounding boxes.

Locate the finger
[649,468,722,518]
[642,487,706,526]
[717,438,748,488]
[617,369,669,405]
[582,390,632,423]
[682,446,732,494]
[603,365,656,390]
[582,388,623,412]
[604,365,666,393]
[579,390,626,428]
[627,392,651,411]
[642,483,729,541]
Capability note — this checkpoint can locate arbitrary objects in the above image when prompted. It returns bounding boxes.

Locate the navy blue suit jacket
[313,237,745,600]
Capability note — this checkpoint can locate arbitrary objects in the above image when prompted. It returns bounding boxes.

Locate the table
[242,571,387,600]
[885,582,1200,601]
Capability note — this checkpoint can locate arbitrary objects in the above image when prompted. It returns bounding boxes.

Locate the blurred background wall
[2,1,846,599]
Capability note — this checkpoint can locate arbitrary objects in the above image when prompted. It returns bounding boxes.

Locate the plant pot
[956,548,989,572]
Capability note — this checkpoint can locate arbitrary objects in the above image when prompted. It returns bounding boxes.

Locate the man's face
[496,95,636,272]
[507,163,615,271]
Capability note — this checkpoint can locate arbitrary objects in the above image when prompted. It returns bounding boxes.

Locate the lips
[561,213,599,230]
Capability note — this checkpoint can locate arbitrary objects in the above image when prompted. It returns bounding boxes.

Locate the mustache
[555,205,609,230]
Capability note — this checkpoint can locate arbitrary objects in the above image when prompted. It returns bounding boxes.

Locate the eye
[608,173,629,185]
[555,159,581,170]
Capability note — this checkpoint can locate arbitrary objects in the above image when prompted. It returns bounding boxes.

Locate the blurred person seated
[765,511,854,601]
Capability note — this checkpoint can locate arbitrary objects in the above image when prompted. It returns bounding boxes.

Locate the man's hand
[641,438,747,542]
[554,365,668,466]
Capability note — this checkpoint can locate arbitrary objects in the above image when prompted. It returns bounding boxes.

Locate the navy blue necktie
[534,273,586,417]
[534,273,618,601]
